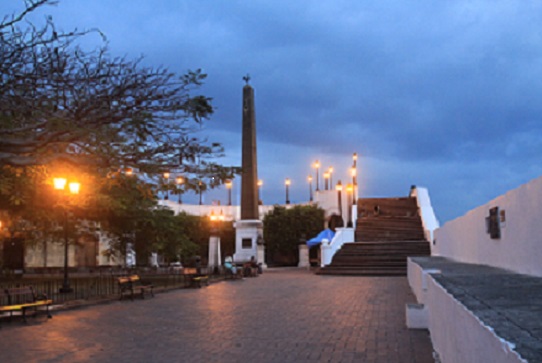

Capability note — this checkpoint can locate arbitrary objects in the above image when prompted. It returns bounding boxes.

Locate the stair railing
[320,227,355,267]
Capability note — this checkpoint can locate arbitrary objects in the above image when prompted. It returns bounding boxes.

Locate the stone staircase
[318,196,431,276]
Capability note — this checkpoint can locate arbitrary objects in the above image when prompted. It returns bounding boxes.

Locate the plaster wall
[410,186,440,243]
[407,258,425,304]
[25,240,72,268]
[434,176,542,277]
[427,275,526,363]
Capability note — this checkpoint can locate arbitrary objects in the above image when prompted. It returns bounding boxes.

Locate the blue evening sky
[3,0,542,223]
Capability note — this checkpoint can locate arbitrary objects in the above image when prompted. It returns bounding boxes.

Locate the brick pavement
[0,268,434,363]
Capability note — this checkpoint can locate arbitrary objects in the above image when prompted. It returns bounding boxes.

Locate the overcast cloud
[3,0,542,223]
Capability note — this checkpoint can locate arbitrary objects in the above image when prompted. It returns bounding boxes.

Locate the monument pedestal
[234,220,264,265]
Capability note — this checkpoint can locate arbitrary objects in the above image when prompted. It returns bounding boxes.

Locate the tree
[263,205,325,266]
[0,0,236,184]
[0,1,238,264]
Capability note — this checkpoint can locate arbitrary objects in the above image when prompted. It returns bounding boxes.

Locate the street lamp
[352,152,358,195]
[313,160,320,191]
[257,179,263,205]
[307,175,313,202]
[336,180,344,226]
[175,176,184,204]
[225,179,232,206]
[351,167,357,204]
[53,177,80,294]
[323,171,330,190]
[163,172,170,200]
[285,178,291,205]
[198,180,203,205]
[328,167,333,187]
[346,183,353,228]
[208,210,224,272]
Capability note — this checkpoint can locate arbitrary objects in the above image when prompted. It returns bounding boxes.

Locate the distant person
[224,256,237,277]
[243,256,256,277]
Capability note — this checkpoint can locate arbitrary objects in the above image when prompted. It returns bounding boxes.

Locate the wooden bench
[190,275,209,288]
[0,286,52,324]
[117,275,154,300]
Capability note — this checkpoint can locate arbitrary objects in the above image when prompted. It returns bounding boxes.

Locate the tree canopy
[263,205,325,266]
[0,0,238,263]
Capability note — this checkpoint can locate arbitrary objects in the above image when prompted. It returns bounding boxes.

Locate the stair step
[319,196,431,277]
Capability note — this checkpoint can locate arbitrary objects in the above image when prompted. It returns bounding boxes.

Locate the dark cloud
[3,0,542,222]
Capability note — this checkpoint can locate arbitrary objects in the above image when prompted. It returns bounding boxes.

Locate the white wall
[410,186,440,242]
[434,176,542,277]
[427,276,526,363]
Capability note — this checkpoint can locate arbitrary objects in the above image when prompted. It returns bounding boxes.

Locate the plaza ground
[0,268,434,363]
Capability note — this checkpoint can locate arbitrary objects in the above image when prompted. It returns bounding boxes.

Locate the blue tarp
[307,229,335,248]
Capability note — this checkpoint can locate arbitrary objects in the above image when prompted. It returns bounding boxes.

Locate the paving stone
[0,268,434,363]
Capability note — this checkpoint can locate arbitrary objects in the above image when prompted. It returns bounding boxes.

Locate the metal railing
[0,267,217,305]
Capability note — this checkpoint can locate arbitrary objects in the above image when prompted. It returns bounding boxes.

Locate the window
[242,238,252,249]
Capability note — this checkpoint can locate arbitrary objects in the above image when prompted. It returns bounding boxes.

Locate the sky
[3,0,542,224]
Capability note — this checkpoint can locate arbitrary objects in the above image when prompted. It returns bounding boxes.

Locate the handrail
[320,227,354,267]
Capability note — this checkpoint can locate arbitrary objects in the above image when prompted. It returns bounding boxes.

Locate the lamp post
[285,178,291,205]
[336,180,343,225]
[198,180,203,205]
[208,210,224,272]
[352,152,358,199]
[53,177,80,294]
[163,172,170,200]
[175,176,184,204]
[351,167,357,205]
[225,179,232,206]
[346,183,353,228]
[257,179,263,205]
[323,171,330,190]
[328,167,333,188]
[308,175,313,202]
[313,160,320,191]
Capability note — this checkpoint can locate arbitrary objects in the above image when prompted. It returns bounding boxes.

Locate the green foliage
[0,1,240,266]
[263,205,325,266]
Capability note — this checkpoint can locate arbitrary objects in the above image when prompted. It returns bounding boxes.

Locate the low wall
[410,186,440,243]
[434,176,542,277]
[427,275,525,363]
[407,258,529,363]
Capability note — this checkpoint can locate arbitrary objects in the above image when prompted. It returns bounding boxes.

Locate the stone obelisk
[240,79,259,220]
[234,76,265,266]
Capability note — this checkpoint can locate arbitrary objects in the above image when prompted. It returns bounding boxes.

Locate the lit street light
[328,167,333,187]
[225,179,232,206]
[313,160,320,191]
[323,171,330,190]
[308,175,313,202]
[285,178,291,205]
[351,167,357,205]
[346,183,353,228]
[163,172,170,200]
[258,179,263,205]
[53,177,80,294]
[336,180,343,225]
[175,176,184,204]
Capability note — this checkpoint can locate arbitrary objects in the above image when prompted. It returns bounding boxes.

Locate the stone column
[298,244,309,268]
[234,78,264,265]
[208,236,222,269]
[240,83,259,220]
